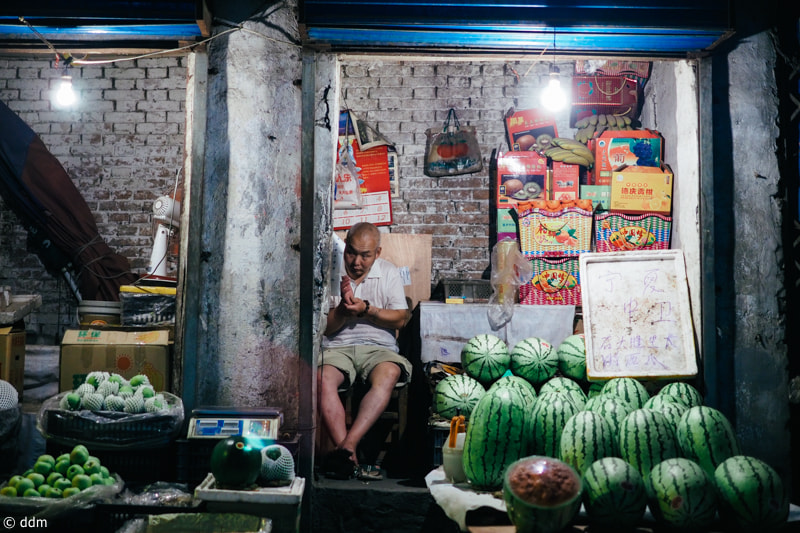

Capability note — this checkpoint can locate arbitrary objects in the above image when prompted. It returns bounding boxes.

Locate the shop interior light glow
[540,65,566,112]
[54,75,77,107]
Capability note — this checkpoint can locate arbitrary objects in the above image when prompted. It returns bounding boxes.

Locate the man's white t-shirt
[323,258,408,352]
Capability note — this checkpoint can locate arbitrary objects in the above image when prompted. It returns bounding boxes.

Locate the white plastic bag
[487,238,533,329]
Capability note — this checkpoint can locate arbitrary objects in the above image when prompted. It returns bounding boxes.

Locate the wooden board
[336,231,432,311]
[579,250,698,381]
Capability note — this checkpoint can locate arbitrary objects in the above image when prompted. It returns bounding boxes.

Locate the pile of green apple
[0,444,116,499]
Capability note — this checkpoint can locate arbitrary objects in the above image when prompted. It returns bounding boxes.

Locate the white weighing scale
[187,406,283,440]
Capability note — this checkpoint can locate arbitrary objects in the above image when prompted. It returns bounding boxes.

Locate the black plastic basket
[44,409,180,449]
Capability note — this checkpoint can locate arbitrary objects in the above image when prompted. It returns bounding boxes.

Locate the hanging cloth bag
[424,108,483,177]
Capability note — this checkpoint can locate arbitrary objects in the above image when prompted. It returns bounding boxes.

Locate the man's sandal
[356,464,384,481]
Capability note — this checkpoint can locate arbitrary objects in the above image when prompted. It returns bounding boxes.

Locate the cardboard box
[504,108,558,151]
[610,164,674,214]
[581,185,611,210]
[60,329,171,392]
[571,75,640,127]
[519,256,582,306]
[550,163,580,200]
[517,204,593,258]
[496,151,548,207]
[591,129,664,185]
[0,324,25,400]
[497,208,518,241]
[595,211,672,252]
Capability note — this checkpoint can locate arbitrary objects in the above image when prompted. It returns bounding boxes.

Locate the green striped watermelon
[582,457,647,529]
[558,411,614,476]
[462,383,529,490]
[714,455,789,531]
[530,392,580,458]
[658,381,703,408]
[583,395,635,455]
[489,375,537,407]
[461,334,510,385]
[647,458,717,532]
[509,337,558,386]
[539,376,587,410]
[587,381,604,399]
[600,377,649,409]
[619,408,678,480]
[433,374,486,420]
[556,334,586,381]
[676,405,740,477]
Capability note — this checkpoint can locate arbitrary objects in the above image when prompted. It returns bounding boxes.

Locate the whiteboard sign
[580,250,698,381]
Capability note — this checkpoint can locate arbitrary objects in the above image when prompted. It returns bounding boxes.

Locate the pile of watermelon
[431,333,790,532]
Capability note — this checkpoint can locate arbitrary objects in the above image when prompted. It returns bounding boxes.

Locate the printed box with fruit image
[504,107,558,152]
[515,200,594,258]
[496,151,548,207]
[519,256,581,306]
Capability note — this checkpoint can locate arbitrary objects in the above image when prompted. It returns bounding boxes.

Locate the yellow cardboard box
[59,328,171,392]
[610,164,673,214]
[0,325,25,400]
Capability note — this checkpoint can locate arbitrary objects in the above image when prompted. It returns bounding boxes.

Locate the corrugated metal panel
[300,0,733,56]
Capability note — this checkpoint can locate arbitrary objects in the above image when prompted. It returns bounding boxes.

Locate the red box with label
[571,75,640,127]
[496,151,548,207]
[550,163,580,201]
[504,108,558,152]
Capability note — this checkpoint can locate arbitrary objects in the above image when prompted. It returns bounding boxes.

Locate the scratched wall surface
[195,5,304,428]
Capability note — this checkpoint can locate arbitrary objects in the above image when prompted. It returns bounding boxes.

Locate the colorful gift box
[516,203,594,258]
[594,211,672,252]
[519,256,581,306]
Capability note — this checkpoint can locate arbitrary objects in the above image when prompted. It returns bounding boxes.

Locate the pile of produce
[211,437,296,489]
[0,445,117,499]
[431,333,790,532]
[59,372,169,414]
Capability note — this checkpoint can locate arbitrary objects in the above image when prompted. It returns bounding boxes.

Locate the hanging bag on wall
[424,108,483,177]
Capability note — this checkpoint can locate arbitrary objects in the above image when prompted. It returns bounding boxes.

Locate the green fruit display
[210,436,262,489]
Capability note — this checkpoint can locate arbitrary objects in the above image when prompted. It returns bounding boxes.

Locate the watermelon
[489,375,537,407]
[587,381,604,399]
[647,458,718,532]
[539,376,587,410]
[582,457,647,529]
[619,408,679,480]
[210,436,262,489]
[462,383,529,490]
[600,377,649,409]
[714,455,790,531]
[509,337,558,386]
[530,391,580,458]
[675,405,740,477]
[433,374,486,420]
[583,395,634,455]
[461,334,510,385]
[558,411,614,476]
[658,381,703,408]
[556,334,586,381]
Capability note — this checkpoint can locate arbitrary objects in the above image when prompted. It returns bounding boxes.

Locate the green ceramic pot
[502,456,583,533]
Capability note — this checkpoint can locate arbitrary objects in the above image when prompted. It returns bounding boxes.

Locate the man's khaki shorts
[320,345,412,390]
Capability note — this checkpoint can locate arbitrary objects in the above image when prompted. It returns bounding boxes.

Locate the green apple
[0,486,16,497]
[23,487,41,498]
[15,477,34,494]
[37,484,51,497]
[72,474,92,491]
[89,473,105,486]
[56,453,70,463]
[33,460,52,476]
[61,487,81,498]
[26,472,45,488]
[46,472,63,486]
[37,454,56,466]
[7,474,23,488]
[66,464,84,480]
[70,445,90,465]
[100,466,110,478]
[55,459,71,476]
[54,478,73,491]
[82,458,101,475]
[45,487,62,498]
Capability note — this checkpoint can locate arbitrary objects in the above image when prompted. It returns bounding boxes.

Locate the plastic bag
[424,108,483,177]
[487,238,533,329]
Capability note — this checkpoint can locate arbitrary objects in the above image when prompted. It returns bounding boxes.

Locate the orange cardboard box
[550,163,580,201]
[591,129,664,186]
[504,108,558,151]
[496,151,548,207]
[609,164,673,215]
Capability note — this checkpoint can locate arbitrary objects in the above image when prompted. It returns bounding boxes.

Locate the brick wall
[339,59,570,286]
[0,56,186,344]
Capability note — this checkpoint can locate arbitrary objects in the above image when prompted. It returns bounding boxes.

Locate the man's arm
[325,296,407,336]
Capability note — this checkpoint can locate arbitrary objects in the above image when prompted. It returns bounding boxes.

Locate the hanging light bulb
[54,75,76,107]
[540,65,567,112]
